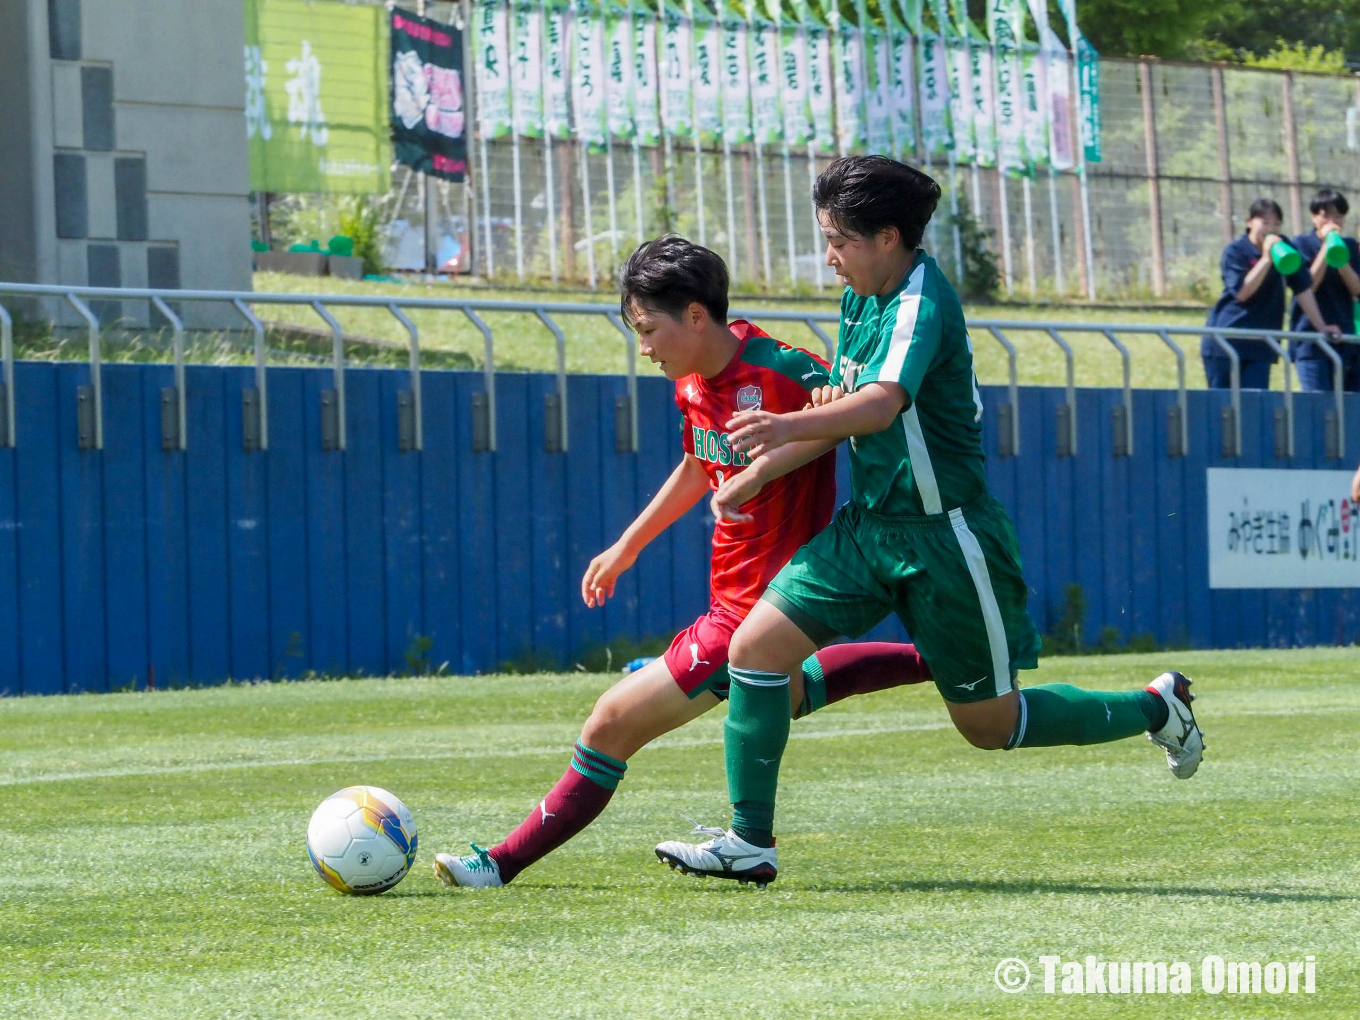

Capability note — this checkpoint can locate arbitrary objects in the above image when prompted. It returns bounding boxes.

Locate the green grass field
[4,648,1356,1018]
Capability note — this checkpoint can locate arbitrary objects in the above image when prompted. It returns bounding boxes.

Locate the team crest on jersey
[736,385,762,412]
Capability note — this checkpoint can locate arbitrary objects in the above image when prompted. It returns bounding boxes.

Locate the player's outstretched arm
[725,381,907,459]
[582,455,709,607]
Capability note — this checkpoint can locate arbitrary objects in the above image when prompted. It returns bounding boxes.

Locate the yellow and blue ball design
[306,786,418,895]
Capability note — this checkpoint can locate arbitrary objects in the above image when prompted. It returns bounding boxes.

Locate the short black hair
[618,234,729,328]
[1247,197,1283,222]
[812,155,941,249]
[1310,188,1349,217]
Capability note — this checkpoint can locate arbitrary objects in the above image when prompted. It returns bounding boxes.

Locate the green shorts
[763,495,1041,703]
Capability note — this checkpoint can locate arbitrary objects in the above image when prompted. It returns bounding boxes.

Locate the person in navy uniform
[1290,188,1360,392]
[1203,197,1337,390]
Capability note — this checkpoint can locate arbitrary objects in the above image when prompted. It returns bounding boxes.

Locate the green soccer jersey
[828,250,988,517]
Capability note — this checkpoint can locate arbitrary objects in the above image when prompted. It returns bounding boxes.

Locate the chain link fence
[268,53,1360,304]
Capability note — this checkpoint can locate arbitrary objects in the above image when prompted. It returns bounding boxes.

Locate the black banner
[390,8,467,182]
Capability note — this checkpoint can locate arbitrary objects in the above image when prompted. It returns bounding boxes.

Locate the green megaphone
[1324,230,1350,268]
[1270,240,1303,276]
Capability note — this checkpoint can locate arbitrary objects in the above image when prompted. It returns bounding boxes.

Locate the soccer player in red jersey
[432,236,933,888]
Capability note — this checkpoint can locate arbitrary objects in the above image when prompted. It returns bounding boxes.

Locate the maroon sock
[800,642,933,716]
[488,742,626,883]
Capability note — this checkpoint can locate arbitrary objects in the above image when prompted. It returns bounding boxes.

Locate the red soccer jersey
[676,320,838,616]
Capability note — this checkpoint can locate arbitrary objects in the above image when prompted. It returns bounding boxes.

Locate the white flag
[889,25,916,159]
[779,23,812,147]
[1020,45,1047,169]
[917,31,952,158]
[988,0,1024,174]
[719,11,752,144]
[511,2,545,138]
[866,27,894,155]
[476,0,514,138]
[832,19,866,153]
[605,4,635,139]
[805,19,835,153]
[750,16,783,146]
[969,25,996,168]
[1042,25,1074,170]
[544,2,573,139]
[692,9,723,144]
[947,32,975,162]
[633,10,662,146]
[572,0,608,148]
[660,4,694,138]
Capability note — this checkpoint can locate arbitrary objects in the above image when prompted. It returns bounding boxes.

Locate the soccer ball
[306,786,418,895]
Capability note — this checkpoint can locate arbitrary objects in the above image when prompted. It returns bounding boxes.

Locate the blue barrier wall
[2,361,1359,694]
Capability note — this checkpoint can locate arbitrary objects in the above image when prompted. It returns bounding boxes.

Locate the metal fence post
[463,307,497,452]
[0,303,13,448]
[232,298,268,452]
[1139,58,1167,298]
[1155,329,1188,457]
[388,304,423,453]
[534,309,570,453]
[1210,331,1242,458]
[1044,327,1078,456]
[605,310,639,453]
[151,296,187,451]
[1100,329,1134,456]
[985,327,1021,457]
[311,301,346,451]
[65,292,103,450]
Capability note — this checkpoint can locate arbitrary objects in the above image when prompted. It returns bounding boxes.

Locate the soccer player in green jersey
[655,156,1205,885]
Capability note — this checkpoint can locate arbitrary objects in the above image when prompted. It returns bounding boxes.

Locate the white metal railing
[0,282,1354,461]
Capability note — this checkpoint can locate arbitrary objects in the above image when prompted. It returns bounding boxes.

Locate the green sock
[1007,684,1164,749]
[725,667,791,848]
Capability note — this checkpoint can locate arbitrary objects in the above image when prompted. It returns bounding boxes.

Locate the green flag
[245,0,390,193]
[1054,0,1099,162]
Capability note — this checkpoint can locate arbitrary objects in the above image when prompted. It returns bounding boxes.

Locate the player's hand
[581,542,636,608]
[726,409,794,458]
[804,384,845,410]
[710,469,762,524]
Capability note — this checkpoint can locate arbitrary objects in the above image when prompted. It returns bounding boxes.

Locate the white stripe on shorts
[948,507,1013,699]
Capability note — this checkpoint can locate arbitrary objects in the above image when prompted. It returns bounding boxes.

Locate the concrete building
[0,0,252,323]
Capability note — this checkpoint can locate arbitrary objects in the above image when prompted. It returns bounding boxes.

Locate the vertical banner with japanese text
[572,0,609,149]
[511,0,545,138]
[475,0,514,138]
[632,3,662,146]
[660,1,694,138]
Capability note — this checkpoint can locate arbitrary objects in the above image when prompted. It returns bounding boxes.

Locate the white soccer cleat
[432,843,504,889]
[655,821,778,887]
[1145,670,1205,779]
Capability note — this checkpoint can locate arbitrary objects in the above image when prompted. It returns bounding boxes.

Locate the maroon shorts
[661,606,743,699]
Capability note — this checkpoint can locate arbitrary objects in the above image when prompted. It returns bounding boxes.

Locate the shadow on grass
[802,877,1358,904]
[388,877,1357,904]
